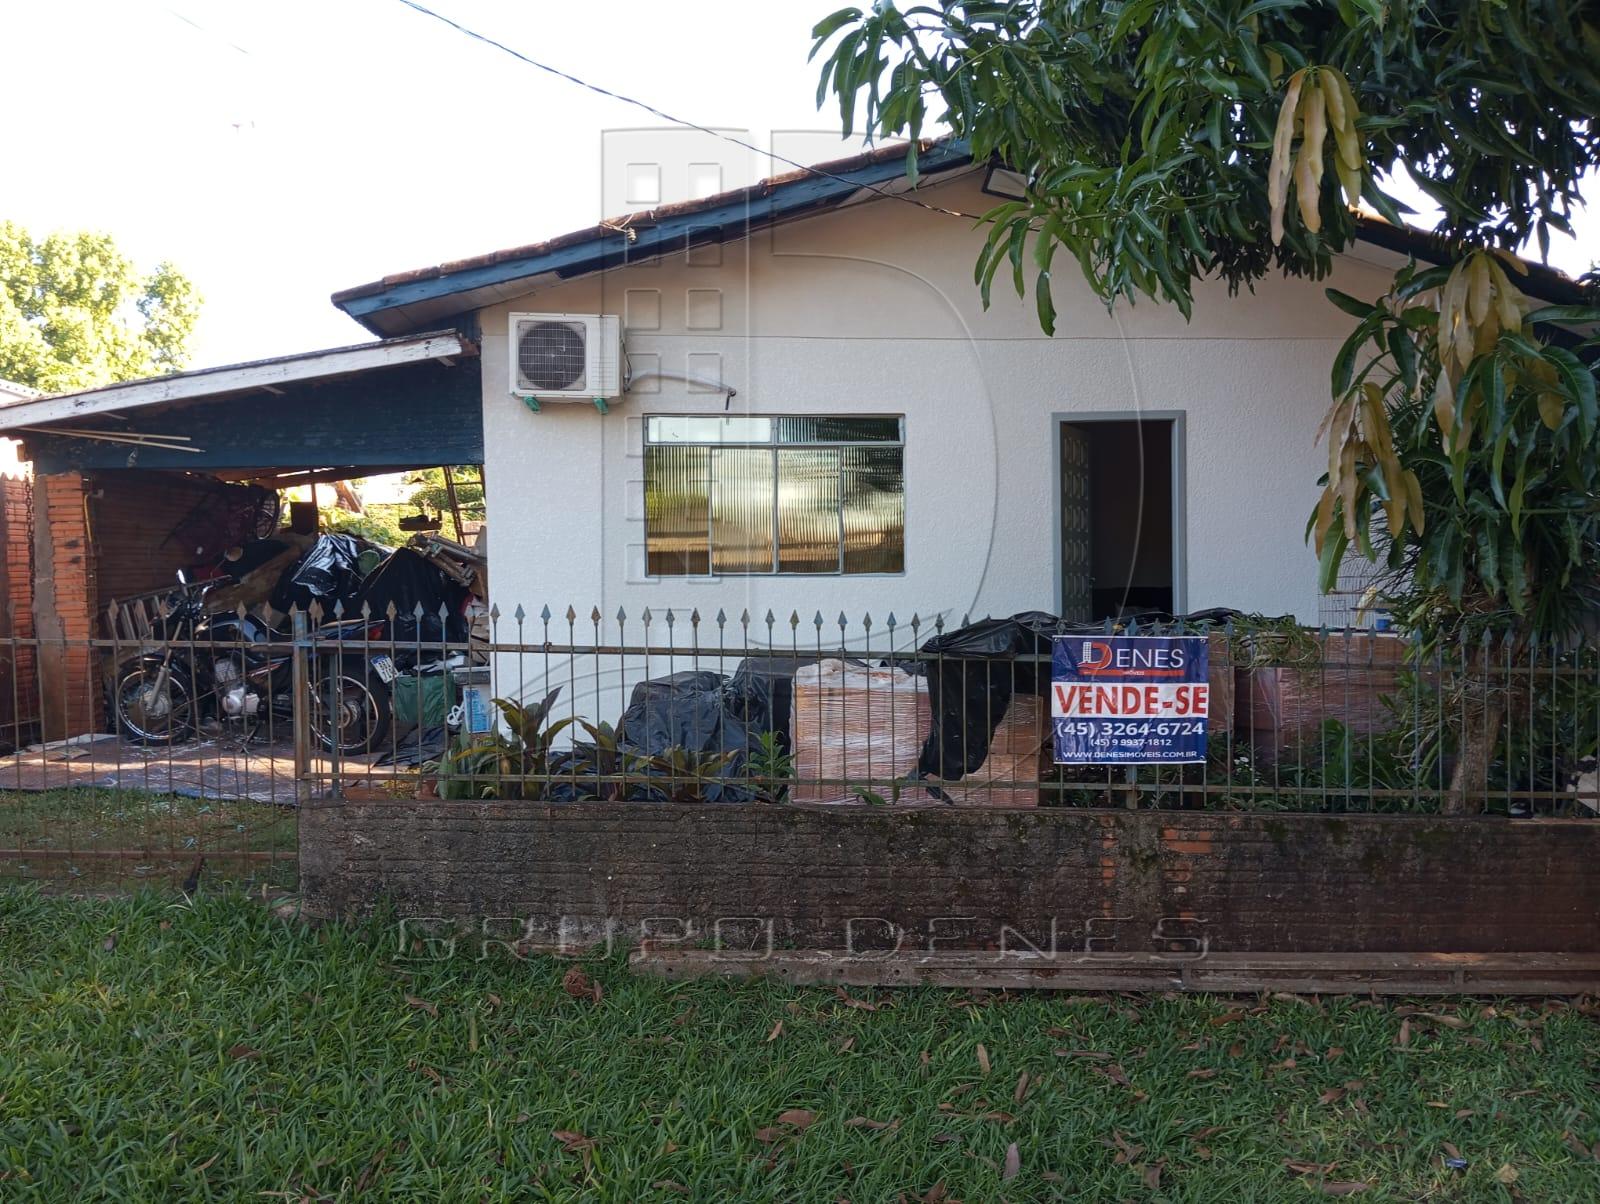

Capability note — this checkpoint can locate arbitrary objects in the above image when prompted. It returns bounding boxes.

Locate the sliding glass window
[644,415,904,575]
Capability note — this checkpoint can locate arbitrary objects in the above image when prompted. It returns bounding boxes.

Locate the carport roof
[0,330,475,434]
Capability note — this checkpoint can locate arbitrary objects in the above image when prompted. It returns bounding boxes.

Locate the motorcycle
[112,570,396,755]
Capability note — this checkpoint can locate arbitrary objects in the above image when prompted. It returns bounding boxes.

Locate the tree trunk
[1444,697,1502,816]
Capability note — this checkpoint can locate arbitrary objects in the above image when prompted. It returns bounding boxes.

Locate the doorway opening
[1057,415,1183,622]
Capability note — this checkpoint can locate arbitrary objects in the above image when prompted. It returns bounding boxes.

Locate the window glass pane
[776,448,841,573]
[645,445,710,575]
[647,416,772,444]
[709,448,775,573]
[773,416,901,444]
[840,446,905,573]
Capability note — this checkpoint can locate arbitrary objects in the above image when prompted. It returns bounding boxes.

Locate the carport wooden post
[291,607,314,804]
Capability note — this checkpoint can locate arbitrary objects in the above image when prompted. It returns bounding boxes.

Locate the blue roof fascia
[337,141,974,325]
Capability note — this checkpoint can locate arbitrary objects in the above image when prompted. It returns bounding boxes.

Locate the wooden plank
[632,948,1600,995]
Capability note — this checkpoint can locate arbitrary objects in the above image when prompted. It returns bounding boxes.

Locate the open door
[1059,417,1181,621]
[1059,422,1094,622]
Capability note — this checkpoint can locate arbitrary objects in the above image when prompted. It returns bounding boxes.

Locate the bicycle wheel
[248,487,282,540]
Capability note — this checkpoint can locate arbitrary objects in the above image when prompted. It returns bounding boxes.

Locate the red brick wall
[0,472,38,741]
[32,472,101,738]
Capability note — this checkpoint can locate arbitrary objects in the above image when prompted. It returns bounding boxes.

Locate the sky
[3,0,1597,372]
[3,0,861,367]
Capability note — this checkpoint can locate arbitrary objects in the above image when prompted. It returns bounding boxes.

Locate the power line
[389,0,989,223]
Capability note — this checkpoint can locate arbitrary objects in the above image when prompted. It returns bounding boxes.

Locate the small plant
[850,779,904,806]
[565,719,627,801]
[629,746,742,803]
[745,730,794,803]
[435,688,573,800]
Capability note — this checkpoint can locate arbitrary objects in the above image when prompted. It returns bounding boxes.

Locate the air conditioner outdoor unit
[508,312,622,406]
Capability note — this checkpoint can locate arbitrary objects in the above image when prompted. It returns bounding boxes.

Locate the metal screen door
[1059,422,1093,621]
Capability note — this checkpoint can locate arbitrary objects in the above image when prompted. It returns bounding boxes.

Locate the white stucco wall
[475,170,1398,699]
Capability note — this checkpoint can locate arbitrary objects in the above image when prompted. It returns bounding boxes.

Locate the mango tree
[812,0,1600,811]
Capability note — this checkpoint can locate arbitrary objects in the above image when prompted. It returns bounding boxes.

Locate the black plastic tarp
[271,533,377,615]
[914,612,1065,780]
[724,656,811,755]
[607,670,760,802]
[358,547,468,641]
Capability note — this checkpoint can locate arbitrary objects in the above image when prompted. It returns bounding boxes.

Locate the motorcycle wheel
[114,662,197,744]
[310,657,393,756]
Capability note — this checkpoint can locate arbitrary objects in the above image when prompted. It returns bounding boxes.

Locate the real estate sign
[1051,635,1209,764]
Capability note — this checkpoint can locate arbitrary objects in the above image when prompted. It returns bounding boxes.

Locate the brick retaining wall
[299,802,1600,955]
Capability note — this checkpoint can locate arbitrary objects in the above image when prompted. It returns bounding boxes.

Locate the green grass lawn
[1,892,1597,1201]
[0,789,296,893]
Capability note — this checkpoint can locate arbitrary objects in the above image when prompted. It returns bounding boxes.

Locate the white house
[331,142,1583,635]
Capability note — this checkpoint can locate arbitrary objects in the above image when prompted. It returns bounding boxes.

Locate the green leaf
[1546,346,1598,439]
[1035,267,1056,336]
[1330,325,1367,395]
[1387,326,1418,393]
[809,8,863,52]
[1490,426,1510,509]
[1325,288,1377,319]
[1391,264,1452,302]
[1524,305,1600,327]
[1508,452,1528,537]
[1006,220,1028,298]
[1317,523,1350,593]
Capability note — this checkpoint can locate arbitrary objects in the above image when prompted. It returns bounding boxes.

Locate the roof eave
[1351,215,1592,309]
[333,140,976,335]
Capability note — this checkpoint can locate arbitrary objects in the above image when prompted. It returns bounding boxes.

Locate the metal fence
[299,602,1600,818]
[2,600,1597,890]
